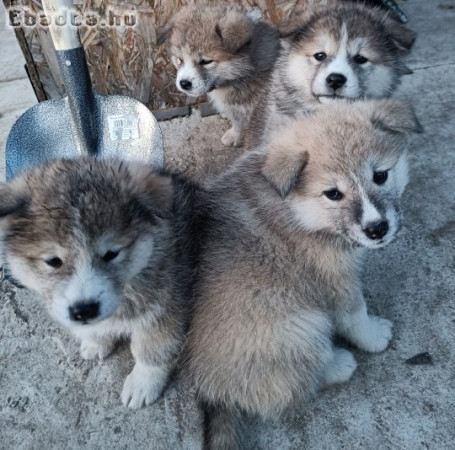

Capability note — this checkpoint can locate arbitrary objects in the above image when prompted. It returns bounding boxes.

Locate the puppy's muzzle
[363,221,389,240]
[69,301,100,323]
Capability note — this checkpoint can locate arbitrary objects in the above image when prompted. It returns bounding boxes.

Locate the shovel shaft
[42,0,81,50]
[42,0,98,155]
[56,48,98,155]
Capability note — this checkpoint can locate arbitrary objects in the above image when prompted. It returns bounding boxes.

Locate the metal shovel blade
[6,93,164,181]
[5,0,165,181]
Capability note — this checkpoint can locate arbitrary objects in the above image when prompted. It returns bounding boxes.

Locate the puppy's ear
[371,100,423,135]
[384,16,416,52]
[132,166,175,217]
[0,181,28,219]
[278,9,313,38]
[262,144,309,198]
[143,175,175,216]
[156,19,174,45]
[216,11,253,54]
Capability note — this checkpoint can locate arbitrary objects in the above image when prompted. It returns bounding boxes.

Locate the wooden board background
[4,0,333,113]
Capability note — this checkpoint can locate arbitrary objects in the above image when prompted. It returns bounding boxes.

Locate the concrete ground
[1,1,454,449]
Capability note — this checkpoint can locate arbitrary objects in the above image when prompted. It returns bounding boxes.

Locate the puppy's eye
[45,257,63,268]
[314,52,327,61]
[373,170,388,185]
[314,52,327,62]
[102,250,119,263]
[200,59,214,65]
[353,54,368,64]
[324,189,344,201]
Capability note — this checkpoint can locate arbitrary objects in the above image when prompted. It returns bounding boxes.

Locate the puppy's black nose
[326,73,347,90]
[179,79,192,91]
[69,301,100,322]
[363,221,389,240]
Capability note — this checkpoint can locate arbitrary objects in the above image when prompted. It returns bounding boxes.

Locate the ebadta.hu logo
[5,5,138,29]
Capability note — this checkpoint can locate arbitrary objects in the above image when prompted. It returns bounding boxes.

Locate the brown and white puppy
[0,158,194,409]
[185,100,422,448]
[159,4,280,147]
[246,2,416,149]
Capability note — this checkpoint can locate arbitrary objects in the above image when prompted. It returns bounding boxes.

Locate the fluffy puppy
[185,100,422,448]
[159,4,280,147]
[246,2,416,149]
[0,158,193,409]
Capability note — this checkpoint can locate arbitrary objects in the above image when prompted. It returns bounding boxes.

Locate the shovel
[5,0,164,181]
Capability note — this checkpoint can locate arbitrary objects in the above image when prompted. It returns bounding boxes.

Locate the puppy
[0,158,192,409]
[185,100,422,448]
[246,2,416,148]
[159,4,280,147]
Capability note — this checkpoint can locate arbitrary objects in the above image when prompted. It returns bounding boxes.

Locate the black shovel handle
[42,0,97,155]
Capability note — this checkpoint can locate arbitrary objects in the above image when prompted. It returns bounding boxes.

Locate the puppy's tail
[200,400,244,450]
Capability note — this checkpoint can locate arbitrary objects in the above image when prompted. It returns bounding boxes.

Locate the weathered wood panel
[4,0,331,112]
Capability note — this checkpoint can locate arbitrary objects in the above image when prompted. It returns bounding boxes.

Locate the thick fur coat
[0,158,195,409]
[160,5,280,147]
[245,3,416,149]
[184,100,422,449]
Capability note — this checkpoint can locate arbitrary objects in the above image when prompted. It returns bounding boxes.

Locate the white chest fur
[209,88,229,114]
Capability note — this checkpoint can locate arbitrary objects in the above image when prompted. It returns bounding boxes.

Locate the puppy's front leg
[221,125,242,147]
[334,288,392,353]
[121,323,180,409]
[221,107,248,147]
[75,331,117,361]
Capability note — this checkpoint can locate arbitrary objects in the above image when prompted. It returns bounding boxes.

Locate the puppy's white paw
[221,127,241,147]
[80,339,116,361]
[357,316,393,353]
[121,363,168,409]
[322,348,357,386]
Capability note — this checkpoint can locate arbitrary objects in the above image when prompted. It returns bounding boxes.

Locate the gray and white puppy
[185,100,422,449]
[246,2,416,149]
[159,5,280,147]
[0,158,192,409]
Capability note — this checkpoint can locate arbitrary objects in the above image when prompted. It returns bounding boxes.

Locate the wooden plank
[13,27,47,102]
[197,102,219,118]
[3,0,47,102]
[153,105,191,121]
